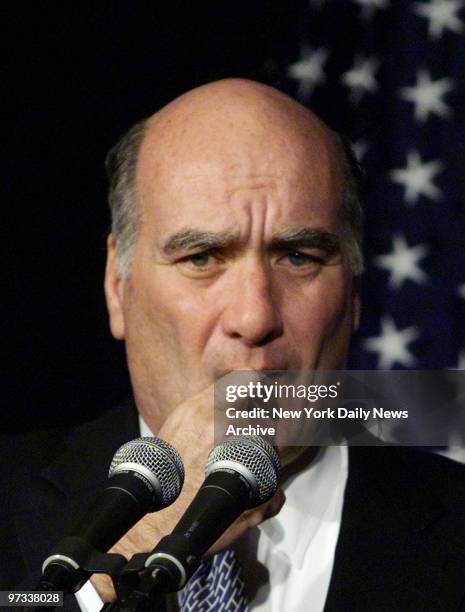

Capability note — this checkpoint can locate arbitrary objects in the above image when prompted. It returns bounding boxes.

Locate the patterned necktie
[179,548,248,612]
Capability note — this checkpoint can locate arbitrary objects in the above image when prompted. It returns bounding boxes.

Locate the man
[1,79,464,610]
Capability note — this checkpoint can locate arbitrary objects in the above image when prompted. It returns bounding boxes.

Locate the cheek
[284,274,354,349]
[134,271,217,356]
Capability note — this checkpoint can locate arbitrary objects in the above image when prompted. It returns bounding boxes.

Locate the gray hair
[333,133,365,276]
[106,118,148,277]
[105,121,364,278]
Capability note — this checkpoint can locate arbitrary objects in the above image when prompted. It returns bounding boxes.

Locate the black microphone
[37,436,184,594]
[135,436,281,596]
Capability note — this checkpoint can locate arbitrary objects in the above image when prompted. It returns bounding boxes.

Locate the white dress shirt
[76,418,348,612]
[240,444,348,612]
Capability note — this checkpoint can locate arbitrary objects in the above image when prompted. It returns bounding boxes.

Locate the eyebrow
[161,227,341,256]
[162,229,239,255]
[270,228,341,255]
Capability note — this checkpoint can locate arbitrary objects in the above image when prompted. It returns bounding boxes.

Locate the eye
[176,250,224,278]
[285,251,323,267]
[189,252,211,267]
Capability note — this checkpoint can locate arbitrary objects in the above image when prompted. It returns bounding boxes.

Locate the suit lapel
[324,446,450,611]
[13,399,139,591]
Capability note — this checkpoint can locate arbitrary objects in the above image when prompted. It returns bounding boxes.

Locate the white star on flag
[459,350,465,368]
[413,0,465,40]
[287,46,329,100]
[352,138,369,162]
[390,150,444,205]
[355,0,390,19]
[341,55,380,104]
[375,234,429,290]
[364,316,420,369]
[458,283,465,299]
[400,68,454,123]
[452,349,465,369]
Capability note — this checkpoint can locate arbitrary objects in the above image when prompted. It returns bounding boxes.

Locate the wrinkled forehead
[135,85,344,226]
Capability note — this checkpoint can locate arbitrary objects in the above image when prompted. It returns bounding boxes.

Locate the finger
[207,488,286,555]
[263,488,286,519]
[241,488,286,527]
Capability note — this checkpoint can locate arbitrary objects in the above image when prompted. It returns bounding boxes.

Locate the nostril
[246,326,282,348]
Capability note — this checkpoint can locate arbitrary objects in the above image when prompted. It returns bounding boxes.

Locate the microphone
[139,436,281,594]
[37,436,184,594]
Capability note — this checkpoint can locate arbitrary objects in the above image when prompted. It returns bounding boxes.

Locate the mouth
[212,366,293,395]
[214,364,290,378]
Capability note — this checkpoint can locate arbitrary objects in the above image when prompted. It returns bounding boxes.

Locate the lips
[210,347,298,377]
[216,363,289,374]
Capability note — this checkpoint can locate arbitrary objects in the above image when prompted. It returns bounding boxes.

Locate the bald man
[1,80,465,611]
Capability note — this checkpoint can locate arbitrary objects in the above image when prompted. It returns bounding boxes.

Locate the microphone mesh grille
[206,436,281,504]
[109,437,185,508]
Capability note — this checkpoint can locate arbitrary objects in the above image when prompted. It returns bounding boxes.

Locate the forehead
[135,104,344,238]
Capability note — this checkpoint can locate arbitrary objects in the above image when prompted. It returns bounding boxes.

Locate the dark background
[4,3,308,432]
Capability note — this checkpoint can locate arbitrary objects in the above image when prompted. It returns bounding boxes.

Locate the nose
[221,258,283,346]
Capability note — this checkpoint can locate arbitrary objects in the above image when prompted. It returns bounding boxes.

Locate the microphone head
[109,437,185,511]
[206,436,281,506]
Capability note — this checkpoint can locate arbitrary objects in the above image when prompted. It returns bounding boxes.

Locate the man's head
[104,79,363,428]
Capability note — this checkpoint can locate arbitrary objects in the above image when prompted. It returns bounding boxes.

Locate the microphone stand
[101,569,168,612]
[23,543,181,611]
[100,551,183,612]
[23,538,128,612]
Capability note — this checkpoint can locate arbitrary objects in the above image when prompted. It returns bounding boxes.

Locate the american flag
[278,0,465,375]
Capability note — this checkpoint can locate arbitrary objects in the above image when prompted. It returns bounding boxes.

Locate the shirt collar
[139,414,153,437]
[258,445,348,569]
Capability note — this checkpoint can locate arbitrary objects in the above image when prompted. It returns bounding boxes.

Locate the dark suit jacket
[1,400,464,611]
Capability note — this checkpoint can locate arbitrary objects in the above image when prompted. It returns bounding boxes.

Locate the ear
[351,277,361,333]
[104,234,126,340]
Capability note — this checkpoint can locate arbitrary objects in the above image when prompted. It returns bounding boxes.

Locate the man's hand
[91,383,284,601]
